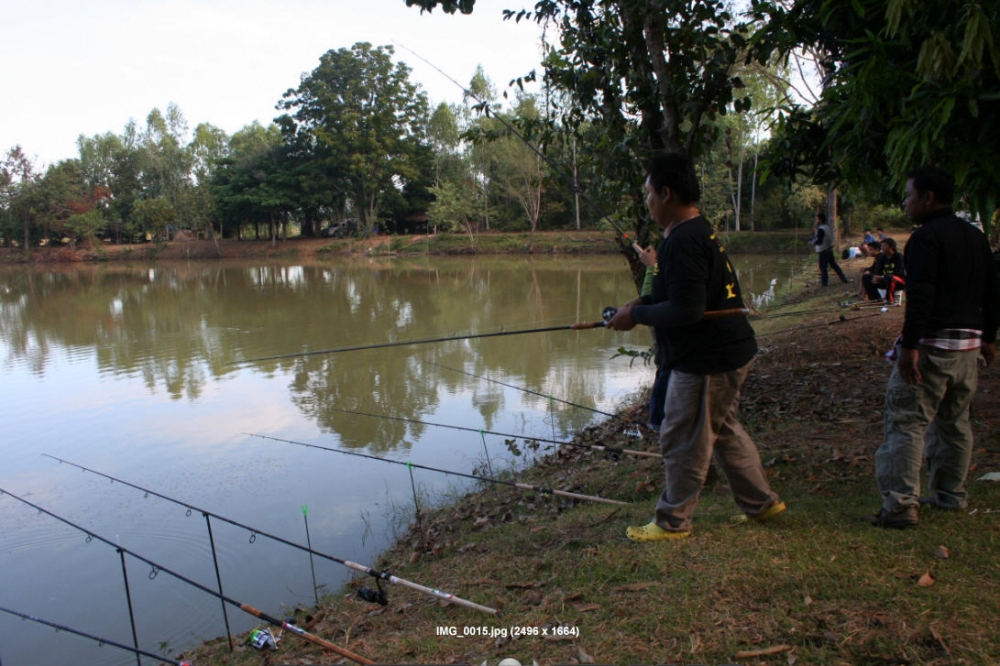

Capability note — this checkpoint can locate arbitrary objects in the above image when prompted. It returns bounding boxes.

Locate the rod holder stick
[202,514,233,651]
[302,505,319,606]
[117,549,142,666]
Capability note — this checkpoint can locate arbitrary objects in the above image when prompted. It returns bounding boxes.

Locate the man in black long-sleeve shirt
[606,152,784,541]
[868,166,1000,528]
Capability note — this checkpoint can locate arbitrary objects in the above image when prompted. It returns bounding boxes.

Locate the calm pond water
[0,252,801,665]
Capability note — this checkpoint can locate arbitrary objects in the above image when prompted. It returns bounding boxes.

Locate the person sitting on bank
[863,228,877,244]
[858,241,885,299]
[864,238,905,303]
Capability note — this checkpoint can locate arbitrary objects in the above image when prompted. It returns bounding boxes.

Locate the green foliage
[278,42,431,237]
[132,197,177,241]
[66,209,106,243]
[752,0,1000,232]
[428,181,480,234]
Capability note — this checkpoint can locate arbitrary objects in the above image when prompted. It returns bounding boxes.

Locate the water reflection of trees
[0,258,636,450]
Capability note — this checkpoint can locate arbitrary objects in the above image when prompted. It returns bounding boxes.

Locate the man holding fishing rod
[606,151,785,541]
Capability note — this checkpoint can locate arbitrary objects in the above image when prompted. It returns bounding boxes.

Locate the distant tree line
[7,0,997,254]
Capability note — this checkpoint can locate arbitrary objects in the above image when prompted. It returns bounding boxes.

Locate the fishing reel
[602,306,618,323]
[247,628,279,651]
[357,576,388,606]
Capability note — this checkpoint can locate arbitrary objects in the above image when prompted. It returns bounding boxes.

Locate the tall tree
[277,42,430,236]
[491,94,545,249]
[0,146,39,252]
[751,0,1000,232]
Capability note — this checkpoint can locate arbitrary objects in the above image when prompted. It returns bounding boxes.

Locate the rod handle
[343,562,499,615]
[571,321,607,330]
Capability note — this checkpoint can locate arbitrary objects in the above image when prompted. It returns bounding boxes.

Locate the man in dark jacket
[607,152,784,541]
[868,166,1000,528]
[864,237,906,303]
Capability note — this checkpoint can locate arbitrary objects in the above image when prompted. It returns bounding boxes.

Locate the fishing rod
[234,315,610,365]
[328,406,660,459]
[0,605,193,666]
[41,454,497,616]
[757,311,886,338]
[0,487,374,665]
[246,433,630,506]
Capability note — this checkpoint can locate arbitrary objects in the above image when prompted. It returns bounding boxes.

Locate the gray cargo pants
[653,362,779,532]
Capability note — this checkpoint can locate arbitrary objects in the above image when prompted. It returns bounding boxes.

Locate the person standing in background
[811,212,850,287]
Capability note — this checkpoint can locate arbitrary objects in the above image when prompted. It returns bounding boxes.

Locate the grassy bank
[178,272,1000,666]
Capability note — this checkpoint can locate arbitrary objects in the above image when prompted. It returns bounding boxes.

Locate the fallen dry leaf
[934,545,950,559]
[734,645,793,658]
[573,603,602,612]
[577,643,594,663]
[917,571,936,587]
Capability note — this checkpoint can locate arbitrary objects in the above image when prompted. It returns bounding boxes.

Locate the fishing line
[434,362,625,423]
[245,433,629,506]
[0,605,192,666]
[393,41,637,250]
[41,454,497,615]
[0,487,374,665]
[328,406,659,459]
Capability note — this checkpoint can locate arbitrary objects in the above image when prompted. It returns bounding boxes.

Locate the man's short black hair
[881,237,897,252]
[867,241,882,251]
[645,152,700,205]
[817,212,827,223]
[906,165,955,205]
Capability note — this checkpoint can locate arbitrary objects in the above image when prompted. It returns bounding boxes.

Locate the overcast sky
[1,0,547,168]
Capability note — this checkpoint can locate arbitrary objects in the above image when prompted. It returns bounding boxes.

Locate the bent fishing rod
[41,454,497,616]
[0,604,194,666]
[246,433,629,506]
[328,406,659,459]
[0,487,374,665]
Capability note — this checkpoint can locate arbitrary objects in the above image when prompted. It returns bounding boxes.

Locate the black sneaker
[865,506,918,529]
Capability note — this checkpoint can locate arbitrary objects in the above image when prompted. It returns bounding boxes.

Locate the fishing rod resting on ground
[0,486,374,665]
[329,406,660,459]
[41,454,497,615]
[246,433,630,506]
[0,605,193,666]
